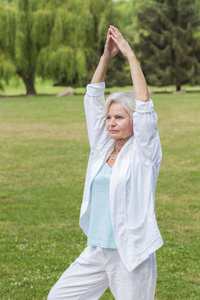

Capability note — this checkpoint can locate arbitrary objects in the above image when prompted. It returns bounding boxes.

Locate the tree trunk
[176,84,181,92]
[22,75,36,96]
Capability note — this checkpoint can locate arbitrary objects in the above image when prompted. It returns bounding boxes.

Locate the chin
[109,133,120,138]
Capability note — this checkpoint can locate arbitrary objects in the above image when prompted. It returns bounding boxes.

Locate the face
[106,102,133,142]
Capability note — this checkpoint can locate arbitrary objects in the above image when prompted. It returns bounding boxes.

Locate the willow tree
[0,0,121,93]
[136,0,200,91]
[37,0,120,87]
[0,0,55,95]
[0,53,15,91]
[0,2,16,90]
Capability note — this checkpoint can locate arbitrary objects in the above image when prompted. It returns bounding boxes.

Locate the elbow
[136,94,150,102]
[135,89,149,102]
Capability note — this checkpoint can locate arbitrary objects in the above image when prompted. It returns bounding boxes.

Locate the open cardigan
[79,82,163,272]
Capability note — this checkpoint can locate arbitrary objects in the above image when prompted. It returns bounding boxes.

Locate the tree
[135,0,200,91]
[0,0,122,93]
[0,0,55,95]
[0,2,16,91]
[37,0,121,87]
[0,53,15,91]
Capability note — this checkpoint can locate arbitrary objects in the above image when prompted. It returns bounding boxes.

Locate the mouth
[109,130,119,133]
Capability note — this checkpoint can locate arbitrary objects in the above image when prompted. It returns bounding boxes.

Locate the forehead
[107,102,128,115]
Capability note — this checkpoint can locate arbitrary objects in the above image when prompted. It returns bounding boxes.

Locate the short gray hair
[104,92,136,122]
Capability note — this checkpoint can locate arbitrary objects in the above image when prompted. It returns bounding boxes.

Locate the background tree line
[0,0,200,94]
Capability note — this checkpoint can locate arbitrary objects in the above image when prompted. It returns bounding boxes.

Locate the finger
[113,27,123,38]
[110,34,118,45]
[110,25,117,35]
[107,27,111,38]
[106,35,112,46]
[107,32,113,42]
[112,26,120,35]
[108,28,112,36]
[110,28,120,41]
[114,27,120,34]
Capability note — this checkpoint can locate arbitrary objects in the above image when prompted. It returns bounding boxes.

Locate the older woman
[48,26,163,300]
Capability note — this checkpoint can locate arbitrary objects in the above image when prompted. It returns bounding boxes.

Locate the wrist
[101,54,111,64]
[127,53,136,62]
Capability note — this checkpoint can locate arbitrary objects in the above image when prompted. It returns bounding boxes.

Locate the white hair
[104,92,136,123]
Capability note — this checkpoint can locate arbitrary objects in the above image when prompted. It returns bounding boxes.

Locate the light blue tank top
[87,162,117,249]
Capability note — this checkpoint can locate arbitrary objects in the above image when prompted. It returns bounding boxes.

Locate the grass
[1,76,200,96]
[0,92,199,299]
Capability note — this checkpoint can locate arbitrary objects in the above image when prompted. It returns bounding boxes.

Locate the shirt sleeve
[133,99,162,166]
[84,82,110,150]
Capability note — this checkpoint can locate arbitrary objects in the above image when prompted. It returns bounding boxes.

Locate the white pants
[47,246,157,300]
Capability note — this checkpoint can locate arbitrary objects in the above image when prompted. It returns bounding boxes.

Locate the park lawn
[0,92,199,299]
[1,76,200,96]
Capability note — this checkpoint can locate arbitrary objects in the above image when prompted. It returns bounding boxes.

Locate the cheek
[120,120,132,132]
[105,121,109,130]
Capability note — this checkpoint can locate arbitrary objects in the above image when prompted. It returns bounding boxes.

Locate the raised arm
[110,26,149,102]
[91,27,119,84]
[84,28,119,150]
[110,26,162,166]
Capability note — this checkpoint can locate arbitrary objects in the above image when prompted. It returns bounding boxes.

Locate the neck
[114,134,133,153]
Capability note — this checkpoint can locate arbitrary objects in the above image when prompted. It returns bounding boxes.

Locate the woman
[48,26,163,300]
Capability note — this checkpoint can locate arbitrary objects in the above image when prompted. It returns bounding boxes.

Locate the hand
[109,26,134,60]
[102,27,120,61]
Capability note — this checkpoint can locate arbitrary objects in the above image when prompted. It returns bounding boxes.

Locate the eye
[117,116,123,119]
[106,116,111,120]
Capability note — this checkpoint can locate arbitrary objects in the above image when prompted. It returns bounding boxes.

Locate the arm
[110,26,149,102]
[90,56,109,84]
[128,55,149,102]
[84,82,110,150]
[84,28,119,150]
[133,100,162,166]
[110,26,161,165]
[91,27,119,84]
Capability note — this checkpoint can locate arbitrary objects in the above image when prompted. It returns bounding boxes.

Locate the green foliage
[115,0,142,27]
[0,53,15,90]
[0,0,57,94]
[0,0,135,92]
[0,2,16,90]
[136,0,200,91]
[0,0,123,91]
[37,0,93,85]
[31,9,55,49]
[38,0,121,87]
[1,0,200,93]
[0,2,17,56]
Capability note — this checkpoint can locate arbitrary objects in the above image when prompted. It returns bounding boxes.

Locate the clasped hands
[103,25,134,62]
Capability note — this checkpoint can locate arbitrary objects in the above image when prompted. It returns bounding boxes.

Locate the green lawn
[1,76,200,96]
[0,92,199,299]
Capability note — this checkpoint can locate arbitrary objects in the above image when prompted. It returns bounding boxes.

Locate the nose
[110,117,116,126]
